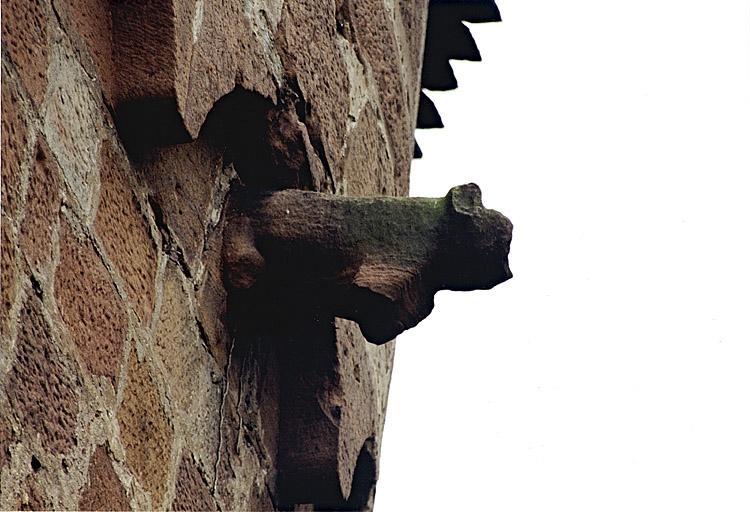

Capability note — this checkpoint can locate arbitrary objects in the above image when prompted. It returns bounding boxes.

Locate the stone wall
[1,1,430,509]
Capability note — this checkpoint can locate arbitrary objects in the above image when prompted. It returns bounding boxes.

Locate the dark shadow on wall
[116,85,320,192]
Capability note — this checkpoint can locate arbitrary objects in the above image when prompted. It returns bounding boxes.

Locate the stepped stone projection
[0,0,507,510]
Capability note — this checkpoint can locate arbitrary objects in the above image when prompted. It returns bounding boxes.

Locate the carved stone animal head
[436,183,513,291]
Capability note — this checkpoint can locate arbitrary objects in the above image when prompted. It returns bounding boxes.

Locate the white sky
[377,1,750,510]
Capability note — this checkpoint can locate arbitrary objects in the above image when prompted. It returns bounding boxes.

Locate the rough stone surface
[118,350,173,509]
[154,264,221,478]
[348,0,414,194]
[0,416,11,469]
[43,40,104,215]
[196,221,229,365]
[6,294,80,455]
[1,65,31,222]
[17,475,49,511]
[332,319,379,501]
[1,215,19,338]
[78,445,131,511]
[20,136,61,275]
[111,1,178,103]
[111,0,281,144]
[341,102,394,197]
[273,315,341,506]
[225,184,513,343]
[56,218,127,386]
[396,0,431,95]
[170,453,216,511]
[143,140,222,270]
[51,0,116,104]
[276,2,351,189]
[0,0,51,107]
[95,137,157,325]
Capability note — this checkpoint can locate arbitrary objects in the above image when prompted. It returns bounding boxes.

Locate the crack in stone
[213,335,235,495]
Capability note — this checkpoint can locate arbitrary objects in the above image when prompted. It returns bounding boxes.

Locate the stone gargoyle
[223,183,513,343]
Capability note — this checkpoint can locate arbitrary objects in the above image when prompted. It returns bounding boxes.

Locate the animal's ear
[446,183,483,215]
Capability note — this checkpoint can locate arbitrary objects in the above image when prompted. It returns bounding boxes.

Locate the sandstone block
[117,350,173,508]
[6,294,80,455]
[1,0,51,107]
[43,43,104,215]
[170,453,216,511]
[111,0,280,147]
[144,140,222,270]
[341,102,394,197]
[154,264,221,478]
[332,319,379,501]
[55,218,127,386]
[395,0,431,97]
[20,136,62,275]
[78,445,131,512]
[1,67,32,222]
[195,223,228,365]
[348,0,414,194]
[277,2,351,187]
[95,138,157,326]
[1,216,19,337]
[0,406,13,469]
[51,0,115,104]
[16,475,49,511]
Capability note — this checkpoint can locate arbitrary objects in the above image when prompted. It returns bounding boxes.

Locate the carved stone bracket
[224,183,513,344]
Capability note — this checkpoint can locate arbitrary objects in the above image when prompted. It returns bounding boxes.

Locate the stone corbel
[224,183,513,344]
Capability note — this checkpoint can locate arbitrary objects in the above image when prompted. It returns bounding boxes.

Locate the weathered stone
[17,474,49,511]
[196,221,229,365]
[331,319,378,501]
[271,317,383,508]
[0,407,13,469]
[201,88,325,192]
[111,0,280,146]
[43,42,105,215]
[55,217,127,386]
[20,136,62,275]
[170,453,216,511]
[78,445,131,511]
[95,138,157,325]
[341,436,378,511]
[154,264,221,480]
[214,403,277,512]
[396,0,431,97]
[1,216,19,337]
[341,102,394,197]
[172,0,272,137]
[347,0,415,194]
[277,2,351,187]
[233,3,283,101]
[111,2,179,104]
[6,294,80,455]
[224,184,513,343]
[51,0,116,104]
[259,102,327,190]
[144,139,222,270]
[1,66,32,222]
[0,0,51,107]
[117,350,173,508]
